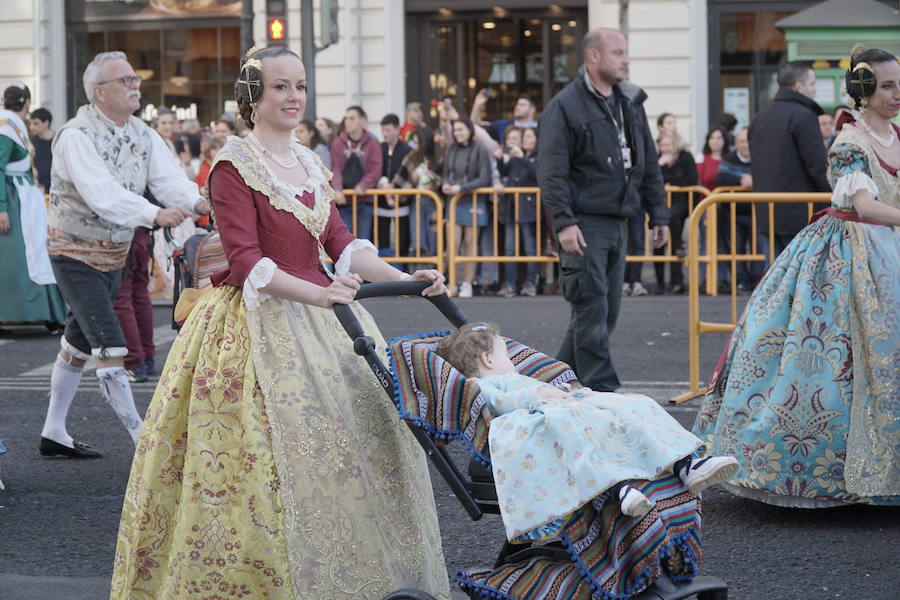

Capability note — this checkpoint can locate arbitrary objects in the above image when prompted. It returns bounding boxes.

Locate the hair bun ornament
[850,43,867,60]
[471,325,487,332]
[848,60,877,102]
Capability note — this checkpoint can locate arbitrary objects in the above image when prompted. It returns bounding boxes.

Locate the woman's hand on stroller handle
[404,269,448,297]
[321,273,363,307]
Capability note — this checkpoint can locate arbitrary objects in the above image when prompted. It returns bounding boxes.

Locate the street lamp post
[240,0,254,54]
[301,0,317,119]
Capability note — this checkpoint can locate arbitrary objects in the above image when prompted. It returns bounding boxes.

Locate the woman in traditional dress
[111,46,451,599]
[693,45,900,508]
[0,82,66,329]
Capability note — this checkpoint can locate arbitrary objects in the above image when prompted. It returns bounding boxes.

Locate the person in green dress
[0,82,66,328]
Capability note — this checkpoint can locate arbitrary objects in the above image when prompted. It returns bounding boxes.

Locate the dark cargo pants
[556,215,628,392]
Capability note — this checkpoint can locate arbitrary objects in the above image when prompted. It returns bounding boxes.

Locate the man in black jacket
[749,61,830,261]
[538,28,669,392]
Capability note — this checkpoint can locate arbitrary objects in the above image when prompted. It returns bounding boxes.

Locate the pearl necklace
[859,117,897,149]
[248,133,298,168]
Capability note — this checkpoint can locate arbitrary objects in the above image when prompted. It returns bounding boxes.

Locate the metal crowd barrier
[339,188,445,268]
[670,192,832,404]
[443,186,718,295]
[445,187,557,294]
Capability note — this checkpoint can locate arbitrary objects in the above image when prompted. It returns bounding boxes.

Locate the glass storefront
[709,1,815,130]
[406,6,587,122]
[66,1,241,125]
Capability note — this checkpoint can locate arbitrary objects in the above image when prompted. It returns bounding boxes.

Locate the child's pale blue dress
[477,372,703,542]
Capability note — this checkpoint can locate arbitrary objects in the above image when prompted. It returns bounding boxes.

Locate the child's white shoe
[679,456,739,494]
[619,485,655,518]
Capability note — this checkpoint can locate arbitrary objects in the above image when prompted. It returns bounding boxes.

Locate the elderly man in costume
[39,51,209,458]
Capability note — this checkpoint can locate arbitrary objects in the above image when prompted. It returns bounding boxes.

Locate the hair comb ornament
[237,56,263,101]
[471,325,487,332]
[850,61,876,88]
[243,44,262,61]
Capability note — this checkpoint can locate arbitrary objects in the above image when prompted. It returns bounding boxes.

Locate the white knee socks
[96,367,143,445]
[41,355,84,448]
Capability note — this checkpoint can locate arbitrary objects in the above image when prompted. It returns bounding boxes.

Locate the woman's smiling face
[256,54,307,131]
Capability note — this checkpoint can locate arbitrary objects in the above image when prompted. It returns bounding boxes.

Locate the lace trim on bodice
[211,136,336,240]
[831,124,900,210]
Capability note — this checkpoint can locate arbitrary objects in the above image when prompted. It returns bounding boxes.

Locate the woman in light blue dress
[436,323,738,543]
[692,47,900,508]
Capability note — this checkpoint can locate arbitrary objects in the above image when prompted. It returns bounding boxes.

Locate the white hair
[83,51,127,103]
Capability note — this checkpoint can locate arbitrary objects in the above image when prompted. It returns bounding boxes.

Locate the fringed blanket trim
[458,475,702,600]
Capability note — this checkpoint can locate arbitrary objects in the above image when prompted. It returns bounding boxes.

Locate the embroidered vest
[47,105,152,270]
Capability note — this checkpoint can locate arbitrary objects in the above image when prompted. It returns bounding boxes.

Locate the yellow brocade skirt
[111,285,450,599]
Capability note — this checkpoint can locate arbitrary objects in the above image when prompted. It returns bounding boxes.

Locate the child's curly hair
[435,322,500,378]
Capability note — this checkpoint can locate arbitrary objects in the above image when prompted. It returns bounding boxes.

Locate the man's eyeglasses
[97,75,142,88]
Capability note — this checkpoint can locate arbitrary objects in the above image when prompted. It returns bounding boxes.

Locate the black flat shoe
[39,437,102,458]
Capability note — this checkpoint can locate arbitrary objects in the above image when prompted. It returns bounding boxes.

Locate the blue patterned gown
[478,373,703,542]
[693,122,900,508]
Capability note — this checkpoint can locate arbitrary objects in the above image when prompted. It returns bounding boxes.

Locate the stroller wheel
[382,590,437,600]
[697,592,728,600]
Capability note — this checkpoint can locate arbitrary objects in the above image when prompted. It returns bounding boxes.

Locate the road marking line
[17,324,179,377]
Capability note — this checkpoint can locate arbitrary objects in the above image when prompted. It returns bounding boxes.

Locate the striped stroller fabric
[458,475,702,600]
[387,332,578,464]
[386,332,703,600]
[191,230,226,289]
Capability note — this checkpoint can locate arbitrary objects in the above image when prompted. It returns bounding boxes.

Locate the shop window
[68,26,240,126]
[713,8,796,129]
[412,11,586,124]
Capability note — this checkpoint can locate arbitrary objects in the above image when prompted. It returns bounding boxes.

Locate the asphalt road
[0,294,897,600]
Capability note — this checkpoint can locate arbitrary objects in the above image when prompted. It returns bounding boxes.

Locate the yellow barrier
[444,185,717,295]
[671,192,832,404]
[340,188,445,268]
[445,187,556,294]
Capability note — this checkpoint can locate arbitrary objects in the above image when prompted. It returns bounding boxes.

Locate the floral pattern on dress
[692,124,900,506]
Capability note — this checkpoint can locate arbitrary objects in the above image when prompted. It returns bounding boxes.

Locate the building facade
[5,0,883,150]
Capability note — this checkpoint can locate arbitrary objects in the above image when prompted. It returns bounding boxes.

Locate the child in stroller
[435,322,739,544]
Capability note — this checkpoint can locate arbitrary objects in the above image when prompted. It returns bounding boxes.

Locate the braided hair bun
[845,43,897,110]
[3,82,31,112]
[234,46,301,130]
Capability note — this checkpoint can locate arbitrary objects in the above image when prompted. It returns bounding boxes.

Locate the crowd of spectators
[25,65,843,302]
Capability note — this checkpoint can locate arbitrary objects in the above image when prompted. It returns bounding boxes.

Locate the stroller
[334,281,729,600]
[163,226,223,329]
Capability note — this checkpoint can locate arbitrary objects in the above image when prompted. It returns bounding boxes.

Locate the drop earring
[250,102,259,124]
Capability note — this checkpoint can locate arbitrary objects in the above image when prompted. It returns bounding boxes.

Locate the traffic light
[268,17,286,42]
[266,0,287,46]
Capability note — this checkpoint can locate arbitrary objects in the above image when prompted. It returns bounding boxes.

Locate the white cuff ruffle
[334,238,377,276]
[831,171,879,209]
[243,257,277,310]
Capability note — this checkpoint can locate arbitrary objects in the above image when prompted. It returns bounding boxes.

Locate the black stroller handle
[333,282,486,521]
[333,281,467,343]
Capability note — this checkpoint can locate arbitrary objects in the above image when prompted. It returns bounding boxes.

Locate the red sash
[810,207,881,226]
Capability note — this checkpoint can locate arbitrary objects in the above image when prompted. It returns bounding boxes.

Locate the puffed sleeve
[827,143,879,209]
[209,161,262,283]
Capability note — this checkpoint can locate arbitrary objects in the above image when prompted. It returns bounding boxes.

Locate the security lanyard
[601,96,632,170]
